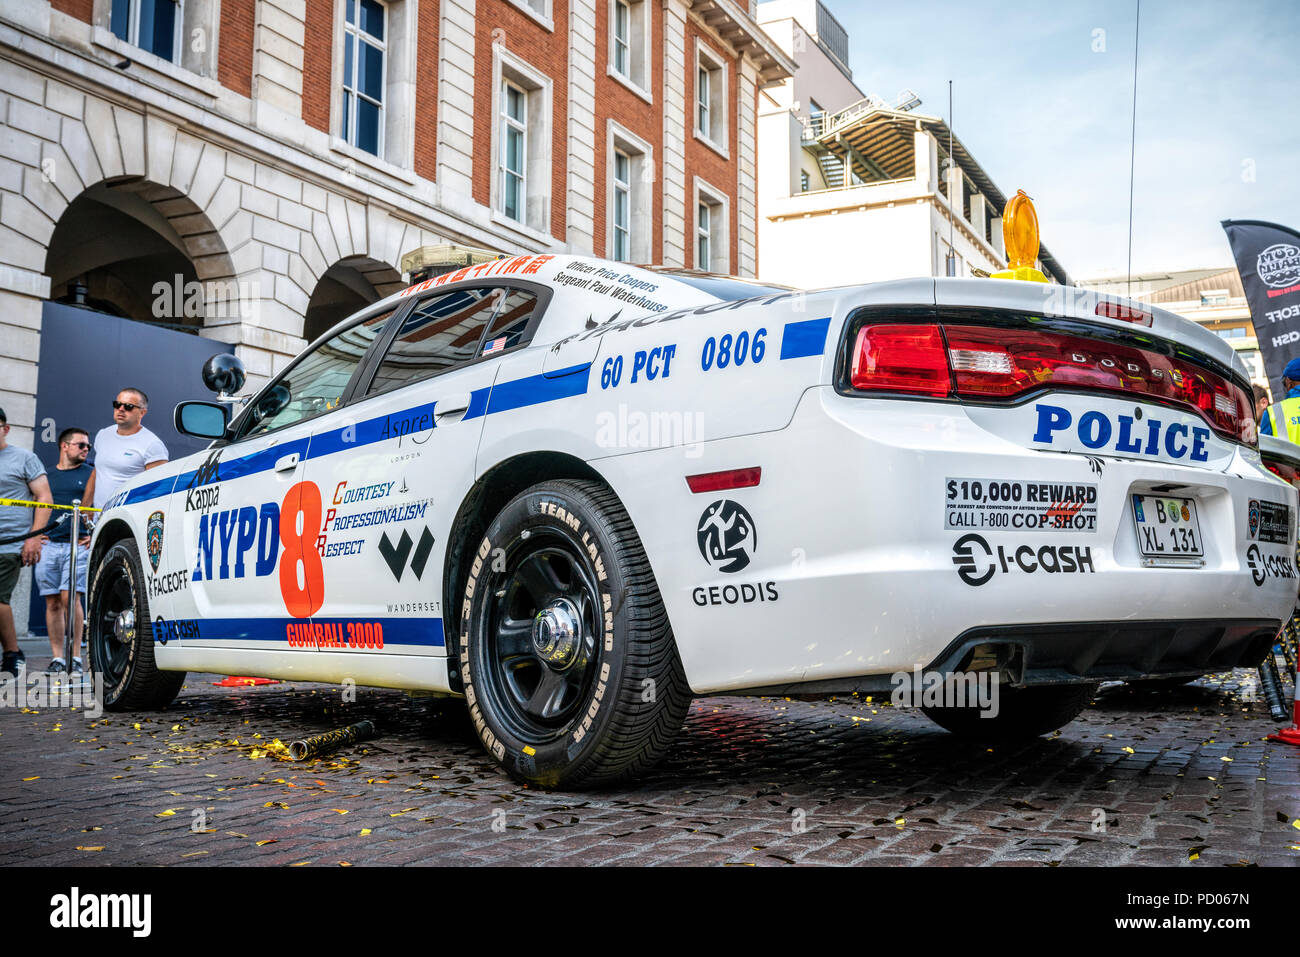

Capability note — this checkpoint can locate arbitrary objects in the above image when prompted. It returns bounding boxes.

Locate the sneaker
[70,658,84,675]
[46,658,67,675]
[1,650,24,682]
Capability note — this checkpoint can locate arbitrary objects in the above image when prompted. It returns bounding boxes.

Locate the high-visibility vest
[1267,396,1300,444]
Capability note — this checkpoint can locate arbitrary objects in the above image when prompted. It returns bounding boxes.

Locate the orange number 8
[280,481,324,617]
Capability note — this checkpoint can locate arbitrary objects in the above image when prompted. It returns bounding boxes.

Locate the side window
[480,288,540,356]
[237,308,395,440]
[367,286,539,395]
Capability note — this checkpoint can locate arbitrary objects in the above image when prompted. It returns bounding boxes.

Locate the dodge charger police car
[86,246,1298,787]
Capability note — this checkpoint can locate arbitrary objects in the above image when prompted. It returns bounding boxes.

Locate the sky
[779,0,1300,280]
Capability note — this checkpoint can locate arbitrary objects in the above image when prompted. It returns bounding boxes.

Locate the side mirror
[175,401,229,440]
[202,353,246,396]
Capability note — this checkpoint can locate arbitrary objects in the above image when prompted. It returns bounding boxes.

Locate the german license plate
[1131,494,1204,563]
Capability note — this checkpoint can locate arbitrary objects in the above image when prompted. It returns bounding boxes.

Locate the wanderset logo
[49,887,151,937]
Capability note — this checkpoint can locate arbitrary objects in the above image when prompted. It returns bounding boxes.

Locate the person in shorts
[0,407,52,682]
[84,388,168,510]
[35,427,92,676]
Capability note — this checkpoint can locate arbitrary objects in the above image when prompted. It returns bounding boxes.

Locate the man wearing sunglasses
[84,389,169,513]
[34,428,92,676]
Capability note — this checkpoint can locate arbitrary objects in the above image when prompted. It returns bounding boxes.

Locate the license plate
[1131,494,1204,564]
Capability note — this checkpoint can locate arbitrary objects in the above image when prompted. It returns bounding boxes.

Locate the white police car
[86,250,1298,787]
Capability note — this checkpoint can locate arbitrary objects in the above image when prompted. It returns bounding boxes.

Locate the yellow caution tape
[0,498,100,512]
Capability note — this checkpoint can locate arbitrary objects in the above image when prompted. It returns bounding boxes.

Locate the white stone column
[566,0,596,254]
[914,127,936,192]
[437,0,477,201]
[660,0,688,267]
[252,0,307,136]
[0,288,46,449]
[989,216,1004,258]
[969,192,986,243]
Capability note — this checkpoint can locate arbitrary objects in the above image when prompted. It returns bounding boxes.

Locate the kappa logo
[189,449,221,489]
[378,525,435,581]
[697,499,756,573]
[146,511,164,572]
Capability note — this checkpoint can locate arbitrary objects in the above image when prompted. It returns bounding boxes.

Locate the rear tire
[87,538,185,711]
[458,479,691,788]
[922,683,1096,741]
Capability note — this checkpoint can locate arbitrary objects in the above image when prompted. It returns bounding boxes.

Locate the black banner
[1221,220,1300,397]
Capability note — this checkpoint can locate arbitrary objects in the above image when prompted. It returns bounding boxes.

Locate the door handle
[274,452,300,473]
[435,393,472,419]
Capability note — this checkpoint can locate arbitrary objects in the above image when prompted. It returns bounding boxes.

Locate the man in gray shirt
[0,408,52,682]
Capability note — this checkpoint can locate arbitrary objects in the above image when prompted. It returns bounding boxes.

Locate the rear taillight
[850,323,951,397]
[1265,461,1300,488]
[848,320,1256,445]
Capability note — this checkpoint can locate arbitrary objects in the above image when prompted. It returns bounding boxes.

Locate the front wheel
[87,539,185,711]
[458,480,691,788]
[922,683,1096,741]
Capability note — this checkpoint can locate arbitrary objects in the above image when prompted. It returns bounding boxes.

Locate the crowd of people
[0,389,169,682]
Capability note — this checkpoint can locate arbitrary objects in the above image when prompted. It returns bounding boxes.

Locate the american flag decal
[483,336,507,355]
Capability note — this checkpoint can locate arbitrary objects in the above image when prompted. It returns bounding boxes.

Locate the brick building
[0,0,792,445]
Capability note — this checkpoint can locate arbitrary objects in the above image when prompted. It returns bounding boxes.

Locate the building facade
[0,0,792,446]
[754,0,1068,290]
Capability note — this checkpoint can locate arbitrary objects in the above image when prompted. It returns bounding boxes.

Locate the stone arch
[303,255,406,342]
[44,175,239,329]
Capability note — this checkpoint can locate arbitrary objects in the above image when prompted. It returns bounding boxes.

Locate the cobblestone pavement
[3,653,1300,866]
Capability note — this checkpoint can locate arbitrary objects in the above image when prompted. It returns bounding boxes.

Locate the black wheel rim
[90,561,134,686]
[478,532,603,741]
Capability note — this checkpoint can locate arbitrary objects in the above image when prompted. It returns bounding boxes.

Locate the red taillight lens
[1095,300,1153,325]
[847,320,1256,445]
[850,323,951,397]
[1265,461,1300,488]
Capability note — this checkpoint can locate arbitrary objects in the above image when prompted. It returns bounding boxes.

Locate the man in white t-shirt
[84,388,169,511]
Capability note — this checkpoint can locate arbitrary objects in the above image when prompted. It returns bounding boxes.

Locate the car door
[300,283,547,658]
[164,305,399,650]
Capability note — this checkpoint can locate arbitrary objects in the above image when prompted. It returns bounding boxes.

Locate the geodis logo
[952,533,1095,586]
[696,500,757,573]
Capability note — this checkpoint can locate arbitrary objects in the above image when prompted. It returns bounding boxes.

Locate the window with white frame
[500,81,528,223]
[508,0,552,26]
[492,48,553,235]
[342,0,386,157]
[610,0,650,95]
[110,0,182,62]
[694,179,728,273]
[612,150,631,261]
[695,42,727,153]
[606,122,653,262]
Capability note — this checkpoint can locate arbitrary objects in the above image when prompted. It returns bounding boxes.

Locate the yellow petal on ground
[263,801,289,809]
[1221,757,1233,762]
[76,846,104,852]
[22,776,38,781]
[290,861,309,866]
[1292,819,1300,831]
[181,851,207,858]
[333,809,348,814]
[360,828,372,836]
[894,818,905,826]
[338,861,352,867]
[255,839,277,846]
[155,810,177,817]
[1122,747,1135,754]
[1189,851,1200,861]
